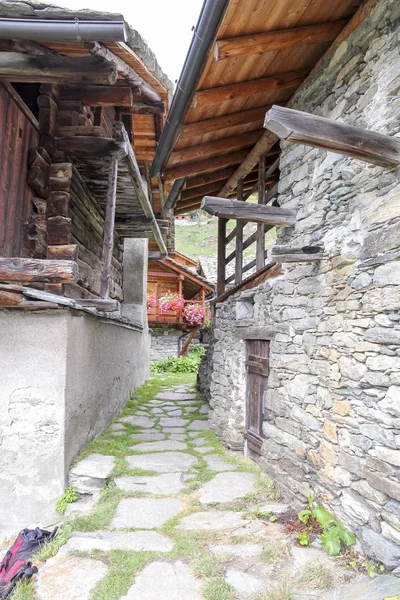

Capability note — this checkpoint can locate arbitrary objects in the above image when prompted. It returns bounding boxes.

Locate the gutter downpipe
[0,18,127,41]
[149,0,229,179]
[165,177,187,211]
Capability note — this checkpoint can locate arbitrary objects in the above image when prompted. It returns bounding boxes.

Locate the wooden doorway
[245,339,269,457]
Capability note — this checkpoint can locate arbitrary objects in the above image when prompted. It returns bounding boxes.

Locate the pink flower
[158,291,185,313]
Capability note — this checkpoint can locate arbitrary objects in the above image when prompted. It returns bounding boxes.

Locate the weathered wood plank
[56,136,128,159]
[180,106,270,139]
[100,157,118,298]
[0,258,78,283]
[235,179,244,285]
[256,155,266,270]
[215,20,346,60]
[121,101,165,115]
[272,253,326,263]
[61,85,133,106]
[201,196,296,226]
[192,70,306,107]
[235,326,276,340]
[165,149,250,180]
[264,105,400,169]
[169,131,262,166]
[217,217,227,296]
[0,52,117,84]
[85,42,161,102]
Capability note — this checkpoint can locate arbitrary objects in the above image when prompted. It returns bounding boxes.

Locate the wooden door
[245,339,269,456]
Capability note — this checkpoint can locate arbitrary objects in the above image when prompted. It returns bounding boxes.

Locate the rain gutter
[0,17,127,41]
[149,0,229,178]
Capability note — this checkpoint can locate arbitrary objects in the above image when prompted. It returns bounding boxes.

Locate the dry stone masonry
[201,0,400,570]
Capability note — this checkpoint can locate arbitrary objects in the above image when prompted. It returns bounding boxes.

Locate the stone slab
[188,432,201,438]
[155,392,198,400]
[161,427,187,434]
[36,554,107,600]
[204,454,237,471]
[176,510,250,532]
[111,497,182,529]
[210,543,264,557]
[225,568,265,594]
[60,530,174,553]
[199,405,210,415]
[120,416,154,428]
[150,408,164,414]
[64,491,100,518]
[183,407,198,413]
[187,420,210,431]
[167,410,183,417]
[121,561,201,600]
[169,434,187,441]
[115,473,186,495]
[323,575,400,600]
[130,432,165,441]
[111,423,125,431]
[69,454,115,494]
[200,472,256,504]
[126,452,198,473]
[196,447,214,454]
[191,437,207,446]
[131,440,187,452]
[159,417,189,427]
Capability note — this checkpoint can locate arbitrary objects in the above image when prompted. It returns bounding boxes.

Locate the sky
[56,0,204,84]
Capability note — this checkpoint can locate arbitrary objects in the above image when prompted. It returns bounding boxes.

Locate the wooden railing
[148,299,204,325]
[216,157,279,295]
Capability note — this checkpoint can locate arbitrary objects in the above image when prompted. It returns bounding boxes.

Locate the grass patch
[202,577,235,600]
[260,540,289,565]
[297,559,334,590]
[91,550,155,600]
[250,582,293,600]
[11,581,38,600]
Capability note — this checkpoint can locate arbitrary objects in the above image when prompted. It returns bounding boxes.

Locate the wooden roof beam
[165,149,249,180]
[201,196,295,226]
[185,167,236,190]
[214,20,347,61]
[181,181,226,202]
[264,105,400,169]
[120,101,166,115]
[180,106,270,139]
[168,130,263,166]
[0,52,117,84]
[61,85,133,106]
[0,258,78,283]
[192,69,306,107]
[85,42,161,103]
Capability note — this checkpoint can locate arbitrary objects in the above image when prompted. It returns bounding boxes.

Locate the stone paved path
[31,375,399,600]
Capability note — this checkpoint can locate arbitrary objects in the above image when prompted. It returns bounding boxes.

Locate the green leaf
[312,506,335,528]
[297,532,309,546]
[336,520,357,547]
[298,509,312,524]
[307,494,314,509]
[320,527,341,556]
[269,515,277,522]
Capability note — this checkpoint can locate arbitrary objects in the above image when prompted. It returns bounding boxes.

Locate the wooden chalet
[0,0,172,312]
[147,250,213,328]
[151,0,381,295]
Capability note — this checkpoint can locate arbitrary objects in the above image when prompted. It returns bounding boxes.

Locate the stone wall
[150,328,199,361]
[0,310,149,540]
[204,0,400,569]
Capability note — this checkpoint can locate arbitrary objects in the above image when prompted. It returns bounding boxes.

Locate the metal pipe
[0,18,127,41]
[149,0,229,178]
[164,177,186,211]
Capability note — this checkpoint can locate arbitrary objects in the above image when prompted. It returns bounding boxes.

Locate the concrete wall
[203,0,400,569]
[122,238,148,325]
[0,309,150,540]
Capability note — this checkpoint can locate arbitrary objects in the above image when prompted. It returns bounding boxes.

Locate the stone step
[69,454,115,494]
[111,497,182,529]
[199,471,256,504]
[36,554,107,600]
[131,440,187,452]
[127,451,198,473]
[121,561,202,600]
[59,530,174,553]
[115,473,186,495]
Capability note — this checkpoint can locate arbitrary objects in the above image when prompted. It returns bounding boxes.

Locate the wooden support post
[201,196,295,226]
[235,179,244,285]
[217,218,227,296]
[256,155,266,270]
[178,275,184,323]
[100,157,118,298]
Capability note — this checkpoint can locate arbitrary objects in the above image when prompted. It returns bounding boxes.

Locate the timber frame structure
[151,0,391,297]
[0,1,172,313]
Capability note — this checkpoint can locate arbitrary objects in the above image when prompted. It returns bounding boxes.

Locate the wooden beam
[0,258,78,283]
[192,70,306,107]
[214,20,347,60]
[201,196,296,226]
[264,105,400,169]
[100,157,118,298]
[215,263,281,303]
[0,52,117,84]
[180,106,270,139]
[56,136,128,159]
[256,155,266,270]
[85,42,161,102]
[185,168,236,190]
[120,101,166,115]
[235,179,244,285]
[217,0,380,197]
[217,218,227,296]
[181,180,226,202]
[62,85,133,107]
[271,244,325,262]
[114,122,167,256]
[165,149,249,180]
[80,298,119,311]
[244,157,280,200]
[169,130,262,166]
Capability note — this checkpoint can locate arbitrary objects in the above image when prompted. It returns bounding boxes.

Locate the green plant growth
[55,486,77,514]
[296,497,356,556]
[150,347,205,373]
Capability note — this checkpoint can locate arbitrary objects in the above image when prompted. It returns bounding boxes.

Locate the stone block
[36,554,108,600]
[382,521,400,546]
[341,490,374,526]
[69,454,115,494]
[366,471,400,502]
[378,386,400,418]
[364,328,400,345]
[358,527,400,570]
[323,420,338,442]
[359,423,397,448]
[375,446,400,467]
[291,405,322,431]
[339,451,365,478]
[351,479,389,505]
[333,400,350,416]
[374,262,400,287]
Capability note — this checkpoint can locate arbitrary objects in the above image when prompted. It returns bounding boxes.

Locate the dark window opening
[11,83,41,119]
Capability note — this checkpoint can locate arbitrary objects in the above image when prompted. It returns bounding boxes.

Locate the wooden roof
[162,0,364,213]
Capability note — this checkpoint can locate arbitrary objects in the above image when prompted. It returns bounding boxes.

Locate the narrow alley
[19,374,399,600]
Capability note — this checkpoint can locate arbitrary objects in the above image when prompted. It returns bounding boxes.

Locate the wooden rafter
[201,196,296,226]
[61,85,133,106]
[0,52,117,84]
[192,69,307,107]
[264,105,400,169]
[120,101,166,115]
[180,106,270,139]
[165,149,249,180]
[185,168,236,190]
[214,20,346,60]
